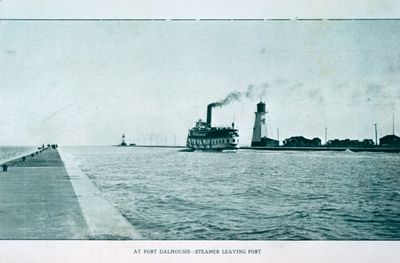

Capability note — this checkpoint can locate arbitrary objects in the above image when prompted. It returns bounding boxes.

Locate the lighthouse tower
[120,133,127,146]
[251,101,279,147]
[251,101,267,146]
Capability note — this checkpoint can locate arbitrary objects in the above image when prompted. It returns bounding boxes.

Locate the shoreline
[58,148,142,240]
[0,147,142,240]
[114,144,400,153]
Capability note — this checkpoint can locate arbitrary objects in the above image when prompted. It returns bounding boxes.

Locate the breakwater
[116,144,186,149]
[241,146,400,153]
[117,144,400,153]
[0,147,141,239]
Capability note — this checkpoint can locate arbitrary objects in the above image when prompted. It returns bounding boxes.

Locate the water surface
[63,146,400,240]
[0,146,36,163]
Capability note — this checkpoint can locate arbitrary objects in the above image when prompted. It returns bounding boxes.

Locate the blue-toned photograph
[0,18,399,240]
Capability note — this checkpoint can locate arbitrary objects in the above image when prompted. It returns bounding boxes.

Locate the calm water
[0,146,36,163]
[63,146,400,240]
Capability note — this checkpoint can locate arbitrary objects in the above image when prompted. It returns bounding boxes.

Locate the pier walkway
[0,147,141,239]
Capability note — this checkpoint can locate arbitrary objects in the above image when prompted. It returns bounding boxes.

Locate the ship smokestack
[205,84,269,127]
[207,104,213,127]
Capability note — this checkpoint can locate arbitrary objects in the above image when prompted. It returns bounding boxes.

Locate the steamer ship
[186,104,239,150]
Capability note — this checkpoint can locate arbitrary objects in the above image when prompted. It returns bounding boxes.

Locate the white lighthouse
[120,133,127,146]
[251,101,278,147]
[251,101,267,145]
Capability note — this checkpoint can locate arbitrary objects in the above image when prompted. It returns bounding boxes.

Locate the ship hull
[186,119,239,151]
[186,137,239,150]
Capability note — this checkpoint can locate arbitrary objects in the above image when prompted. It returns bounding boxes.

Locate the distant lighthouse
[251,101,278,147]
[120,133,127,146]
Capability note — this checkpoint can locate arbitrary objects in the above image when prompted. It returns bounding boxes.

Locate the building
[257,137,279,147]
[327,139,374,148]
[362,139,375,147]
[283,136,321,147]
[251,101,279,147]
[379,134,400,148]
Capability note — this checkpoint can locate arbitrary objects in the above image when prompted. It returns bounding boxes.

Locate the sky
[0,2,399,146]
[0,0,399,19]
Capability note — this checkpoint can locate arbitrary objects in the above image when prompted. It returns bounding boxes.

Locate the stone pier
[0,147,141,239]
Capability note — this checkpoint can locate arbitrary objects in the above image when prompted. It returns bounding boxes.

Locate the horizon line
[1,18,400,21]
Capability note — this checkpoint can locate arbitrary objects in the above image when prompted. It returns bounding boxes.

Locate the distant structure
[379,134,400,148]
[120,134,127,146]
[251,101,278,147]
[283,136,321,147]
[327,139,374,148]
[378,115,399,148]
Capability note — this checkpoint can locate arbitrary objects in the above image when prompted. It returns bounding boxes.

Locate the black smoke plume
[209,83,268,108]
